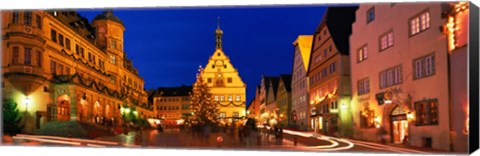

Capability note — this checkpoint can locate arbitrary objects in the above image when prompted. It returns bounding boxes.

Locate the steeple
[215,17,223,50]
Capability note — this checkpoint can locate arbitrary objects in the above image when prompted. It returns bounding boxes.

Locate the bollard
[216,136,223,147]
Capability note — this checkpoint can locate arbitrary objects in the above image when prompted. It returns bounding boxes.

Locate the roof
[279,74,292,92]
[154,85,193,97]
[292,35,313,71]
[270,77,280,98]
[92,9,124,26]
[314,6,358,55]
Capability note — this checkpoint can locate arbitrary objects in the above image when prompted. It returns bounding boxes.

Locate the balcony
[3,65,47,95]
[6,24,44,38]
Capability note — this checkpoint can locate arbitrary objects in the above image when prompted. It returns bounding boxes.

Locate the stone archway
[56,94,71,121]
[388,105,408,144]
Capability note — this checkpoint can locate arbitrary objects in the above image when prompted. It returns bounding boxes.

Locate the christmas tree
[2,98,24,135]
[190,66,219,126]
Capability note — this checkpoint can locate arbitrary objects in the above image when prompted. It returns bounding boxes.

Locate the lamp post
[24,96,31,112]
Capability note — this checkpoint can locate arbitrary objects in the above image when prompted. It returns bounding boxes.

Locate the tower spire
[215,16,223,50]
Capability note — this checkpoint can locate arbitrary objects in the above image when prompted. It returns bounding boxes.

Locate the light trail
[16,134,120,145]
[12,136,82,146]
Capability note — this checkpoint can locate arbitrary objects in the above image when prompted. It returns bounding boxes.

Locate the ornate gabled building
[201,19,246,123]
[1,10,152,134]
[291,35,313,131]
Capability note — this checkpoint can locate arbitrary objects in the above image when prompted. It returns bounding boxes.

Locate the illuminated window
[415,99,438,126]
[214,96,219,101]
[220,96,224,101]
[414,54,435,79]
[357,45,368,62]
[379,31,394,51]
[360,109,375,128]
[228,96,233,102]
[235,95,241,102]
[233,112,239,118]
[219,112,226,118]
[410,11,430,36]
[110,54,116,65]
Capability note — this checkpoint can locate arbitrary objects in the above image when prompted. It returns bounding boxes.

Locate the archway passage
[56,94,71,121]
[390,105,408,144]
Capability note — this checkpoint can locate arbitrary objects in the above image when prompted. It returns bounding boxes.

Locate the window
[65,38,71,50]
[207,78,212,83]
[214,96,219,101]
[410,11,430,36]
[24,48,31,65]
[415,99,438,126]
[58,34,64,46]
[36,15,41,28]
[51,29,57,42]
[24,12,32,26]
[228,95,233,102]
[109,54,116,64]
[358,45,368,62]
[12,12,19,23]
[80,47,84,58]
[379,31,394,51]
[367,7,375,23]
[227,77,232,83]
[110,40,116,49]
[219,112,226,118]
[110,75,116,84]
[58,64,63,75]
[66,67,70,75]
[329,62,336,73]
[314,55,322,64]
[12,47,19,65]
[330,101,338,110]
[75,45,79,55]
[414,54,435,79]
[36,50,42,67]
[182,104,189,110]
[324,49,327,57]
[358,78,370,95]
[380,65,402,88]
[360,109,375,128]
[220,96,225,101]
[235,95,241,102]
[50,61,56,74]
[88,53,92,62]
[321,68,328,78]
[233,112,239,117]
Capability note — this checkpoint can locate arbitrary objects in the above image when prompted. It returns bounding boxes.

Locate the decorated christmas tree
[190,66,219,126]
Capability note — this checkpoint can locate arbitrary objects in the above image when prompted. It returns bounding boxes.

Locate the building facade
[2,10,152,133]
[349,2,468,152]
[265,77,279,126]
[247,85,261,120]
[291,35,312,131]
[152,85,192,128]
[307,7,357,137]
[202,21,246,123]
[276,75,292,128]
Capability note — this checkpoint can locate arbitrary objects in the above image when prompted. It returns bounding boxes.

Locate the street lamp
[24,96,31,112]
[384,90,393,104]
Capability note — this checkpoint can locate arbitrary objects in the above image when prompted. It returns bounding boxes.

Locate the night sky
[77,5,328,105]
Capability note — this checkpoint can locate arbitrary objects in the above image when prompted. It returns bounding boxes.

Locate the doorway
[390,106,408,144]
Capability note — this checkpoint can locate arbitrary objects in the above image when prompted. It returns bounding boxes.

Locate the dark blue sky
[78,5,327,105]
